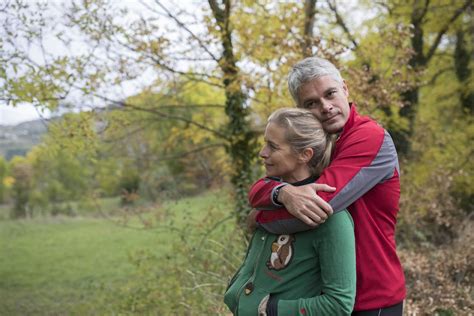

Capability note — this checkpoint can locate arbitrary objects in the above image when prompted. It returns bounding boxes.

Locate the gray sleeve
[329,130,399,212]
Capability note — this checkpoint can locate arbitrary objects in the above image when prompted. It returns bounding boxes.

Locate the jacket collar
[337,102,358,141]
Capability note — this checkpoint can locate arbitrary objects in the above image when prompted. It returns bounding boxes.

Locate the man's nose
[321,99,333,112]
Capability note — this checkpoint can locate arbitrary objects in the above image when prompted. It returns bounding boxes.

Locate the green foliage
[0,2,473,312]
[0,157,8,203]
[9,157,33,218]
[397,49,473,246]
[0,190,244,315]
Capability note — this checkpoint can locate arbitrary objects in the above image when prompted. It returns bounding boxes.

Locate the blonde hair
[267,108,335,176]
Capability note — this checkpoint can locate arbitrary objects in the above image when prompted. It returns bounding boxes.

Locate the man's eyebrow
[324,86,339,94]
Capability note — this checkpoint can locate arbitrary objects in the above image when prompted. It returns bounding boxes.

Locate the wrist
[277,186,286,204]
[272,183,287,206]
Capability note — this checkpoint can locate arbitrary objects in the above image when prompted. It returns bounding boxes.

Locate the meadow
[0,191,242,315]
[1,191,472,315]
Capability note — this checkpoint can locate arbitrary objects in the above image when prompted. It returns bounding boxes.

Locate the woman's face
[259,122,309,183]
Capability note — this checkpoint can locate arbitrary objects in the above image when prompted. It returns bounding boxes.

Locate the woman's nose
[260,146,268,158]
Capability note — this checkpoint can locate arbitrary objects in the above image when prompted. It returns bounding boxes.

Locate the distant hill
[0,120,48,160]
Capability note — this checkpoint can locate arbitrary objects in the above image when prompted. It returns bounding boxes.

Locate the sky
[1,0,366,126]
[0,104,51,126]
[0,0,198,126]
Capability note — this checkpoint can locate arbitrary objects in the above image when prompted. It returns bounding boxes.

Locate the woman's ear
[299,148,314,164]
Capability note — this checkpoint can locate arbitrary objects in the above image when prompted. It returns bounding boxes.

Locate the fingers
[311,183,336,192]
[297,206,328,226]
[314,195,334,216]
[306,206,328,222]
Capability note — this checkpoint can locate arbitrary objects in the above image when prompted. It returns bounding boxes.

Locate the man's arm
[252,126,399,233]
[249,178,335,222]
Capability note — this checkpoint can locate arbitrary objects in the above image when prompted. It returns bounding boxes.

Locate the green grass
[0,190,235,315]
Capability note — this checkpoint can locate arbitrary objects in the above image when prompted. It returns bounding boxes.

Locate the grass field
[0,190,237,315]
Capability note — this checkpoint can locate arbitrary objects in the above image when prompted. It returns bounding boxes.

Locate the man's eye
[305,101,319,109]
[327,90,336,98]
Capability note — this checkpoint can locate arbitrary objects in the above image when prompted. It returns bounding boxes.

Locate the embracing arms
[250,127,399,234]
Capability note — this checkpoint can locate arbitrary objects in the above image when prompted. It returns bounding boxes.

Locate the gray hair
[268,108,335,176]
[288,57,343,102]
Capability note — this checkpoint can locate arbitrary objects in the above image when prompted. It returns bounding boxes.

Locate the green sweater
[224,210,356,316]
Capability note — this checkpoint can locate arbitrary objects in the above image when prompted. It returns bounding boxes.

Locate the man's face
[297,75,350,134]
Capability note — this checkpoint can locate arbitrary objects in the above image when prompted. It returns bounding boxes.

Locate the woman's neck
[281,166,312,183]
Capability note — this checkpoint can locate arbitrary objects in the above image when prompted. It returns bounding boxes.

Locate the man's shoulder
[354,112,385,132]
[344,115,385,141]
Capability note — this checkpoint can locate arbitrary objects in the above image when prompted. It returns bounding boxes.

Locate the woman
[224,108,356,316]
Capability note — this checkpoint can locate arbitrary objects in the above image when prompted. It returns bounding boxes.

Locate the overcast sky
[0,104,50,126]
[1,0,366,126]
[0,0,201,126]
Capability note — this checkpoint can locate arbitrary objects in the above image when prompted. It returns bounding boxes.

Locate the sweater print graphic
[266,234,295,270]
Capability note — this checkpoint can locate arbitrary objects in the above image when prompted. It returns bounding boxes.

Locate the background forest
[0,0,472,315]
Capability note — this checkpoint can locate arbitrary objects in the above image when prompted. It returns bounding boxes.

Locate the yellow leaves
[3,176,15,188]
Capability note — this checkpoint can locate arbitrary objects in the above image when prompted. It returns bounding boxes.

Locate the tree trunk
[454,30,474,114]
[302,0,317,57]
[394,0,472,156]
[209,0,258,228]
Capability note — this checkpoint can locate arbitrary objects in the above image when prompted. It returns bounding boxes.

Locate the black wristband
[272,184,286,206]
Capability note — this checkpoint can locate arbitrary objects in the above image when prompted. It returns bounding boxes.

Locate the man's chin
[324,123,343,134]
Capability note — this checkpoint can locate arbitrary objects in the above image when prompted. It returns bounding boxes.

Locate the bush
[107,203,247,314]
[401,220,474,315]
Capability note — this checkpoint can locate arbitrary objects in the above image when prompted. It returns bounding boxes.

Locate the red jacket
[249,104,406,311]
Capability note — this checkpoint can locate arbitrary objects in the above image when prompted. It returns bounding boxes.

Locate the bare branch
[425,0,471,62]
[422,66,453,86]
[146,104,225,109]
[154,143,226,161]
[114,40,225,88]
[326,0,358,49]
[154,0,220,63]
[100,97,230,140]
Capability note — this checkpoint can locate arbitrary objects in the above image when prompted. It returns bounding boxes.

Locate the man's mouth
[323,114,338,123]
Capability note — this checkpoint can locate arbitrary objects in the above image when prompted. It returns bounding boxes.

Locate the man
[249,57,405,315]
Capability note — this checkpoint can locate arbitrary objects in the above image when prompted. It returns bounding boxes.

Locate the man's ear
[299,148,314,164]
[342,80,349,97]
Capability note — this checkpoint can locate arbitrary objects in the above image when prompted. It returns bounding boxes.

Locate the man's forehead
[301,76,339,89]
[299,78,339,96]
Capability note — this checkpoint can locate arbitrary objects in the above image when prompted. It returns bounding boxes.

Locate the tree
[9,157,33,218]
[0,157,8,203]
[388,0,472,155]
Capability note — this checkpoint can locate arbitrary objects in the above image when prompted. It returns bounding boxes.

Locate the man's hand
[278,183,335,226]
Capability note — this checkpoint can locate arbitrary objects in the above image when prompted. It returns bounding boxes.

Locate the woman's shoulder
[320,210,354,232]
